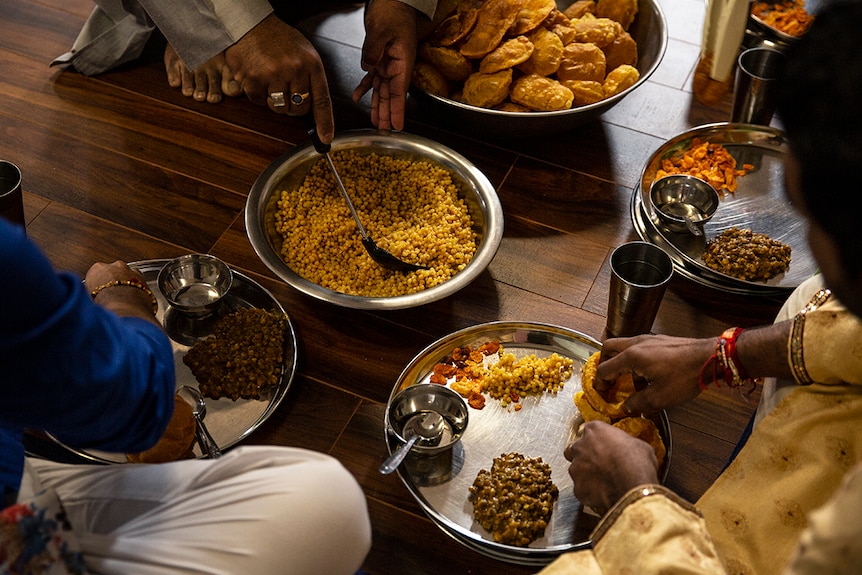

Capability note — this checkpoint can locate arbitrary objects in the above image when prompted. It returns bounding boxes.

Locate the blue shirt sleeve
[0,220,175,491]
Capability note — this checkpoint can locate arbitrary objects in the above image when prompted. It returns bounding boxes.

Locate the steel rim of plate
[385,320,672,565]
[47,259,297,463]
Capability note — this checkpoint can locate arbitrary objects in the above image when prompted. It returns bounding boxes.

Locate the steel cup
[0,160,25,230]
[605,242,673,338]
[731,47,785,125]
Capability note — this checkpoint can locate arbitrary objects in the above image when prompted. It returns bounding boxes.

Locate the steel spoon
[379,412,445,474]
[178,385,221,459]
[308,126,429,273]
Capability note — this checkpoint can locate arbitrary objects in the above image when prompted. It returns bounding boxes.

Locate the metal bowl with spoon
[178,385,221,459]
[308,125,428,273]
[379,411,445,474]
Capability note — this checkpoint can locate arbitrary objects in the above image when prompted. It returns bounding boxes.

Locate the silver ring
[291,92,310,105]
[270,91,286,107]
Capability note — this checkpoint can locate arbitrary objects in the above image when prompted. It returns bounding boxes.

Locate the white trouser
[19,446,371,575]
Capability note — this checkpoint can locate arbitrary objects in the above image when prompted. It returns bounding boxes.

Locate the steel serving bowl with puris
[245,130,504,310]
[407,0,668,136]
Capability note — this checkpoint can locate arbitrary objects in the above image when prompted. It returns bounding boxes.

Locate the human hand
[86,261,159,324]
[564,421,659,514]
[225,14,335,143]
[353,0,419,131]
[596,334,714,415]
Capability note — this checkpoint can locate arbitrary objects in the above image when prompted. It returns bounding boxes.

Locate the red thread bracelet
[698,327,759,392]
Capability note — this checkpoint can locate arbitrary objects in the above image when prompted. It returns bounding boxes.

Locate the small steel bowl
[385,383,469,485]
[649,175,720,235]
[157,254,233,317]
[245,130,503,310]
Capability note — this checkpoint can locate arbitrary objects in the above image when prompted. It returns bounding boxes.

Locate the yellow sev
[655,138,754,193]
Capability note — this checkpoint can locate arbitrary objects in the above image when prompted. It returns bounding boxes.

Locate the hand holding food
[564,420,659,513]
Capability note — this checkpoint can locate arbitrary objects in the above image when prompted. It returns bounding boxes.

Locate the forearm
[393,0,438,19]
[735,321,794,380]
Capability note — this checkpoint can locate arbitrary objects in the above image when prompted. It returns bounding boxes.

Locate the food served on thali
[414,0,641,111]
[469,452,559,546]
[702,227,792,282]
[751,0,814,37]
[430,340,575,409]
[274,151,478,297]
[655,138,754,193]
[576,351,666,464]
[127,395,196,463]
[184,308,288,401]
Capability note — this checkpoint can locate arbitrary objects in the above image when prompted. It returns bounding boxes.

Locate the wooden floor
[3,1,786,573]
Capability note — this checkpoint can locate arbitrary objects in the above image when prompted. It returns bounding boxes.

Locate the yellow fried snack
[430,0,482,46]
[574,390,612,423]
[579,350,635,420]
[460,0,527,59]
[479,36,535,74]
[412,61,450,98]
[603,63,639,96]
[557,42,607,83]
[563,0,597,19]
[517,26,564,76]
[510,74,574,111]
[127,395,196,463]
[543,8,576,45]
[613,416,667,466]
[572,15,619,47]
[602,24,638,70]
[509,0,556,35]
[462,69,513,108]
[419,44,474,82]
[561,79,605,106]
[595,0,639,30]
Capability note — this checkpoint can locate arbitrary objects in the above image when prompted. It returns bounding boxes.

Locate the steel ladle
[308,126,428,273]
[178,385,221,459]
[379,411,445,474]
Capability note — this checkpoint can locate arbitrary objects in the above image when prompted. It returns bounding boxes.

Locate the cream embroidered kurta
[539,275,862,574]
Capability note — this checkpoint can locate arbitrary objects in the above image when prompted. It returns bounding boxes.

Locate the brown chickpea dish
[184,308,288,401]
[470,452,559,546]
[273,151,478,297]
[702,227,791,282]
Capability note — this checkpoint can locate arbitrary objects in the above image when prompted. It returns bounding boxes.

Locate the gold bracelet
[90,278,159,315]
[789,288,832,385]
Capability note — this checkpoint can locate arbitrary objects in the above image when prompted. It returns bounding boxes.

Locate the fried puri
[461,0,526,58]
[543,8,577,45]
[517,26,564,76]
[412,61,450,97]
[509,0,557,35]
[572,15,619,47]
[419,44,474,81]
[602,24,638,70]
[579,350,635,420]
[431,0,482,46]
[595,0,639,30]
[462,68,513,107]
[614,417,667,466]
[510,74,574,111]
[479,36,535,74]
[603,63,639,96]
[563,0,597,19]
[557,42,607,83]
[561,79,606,106]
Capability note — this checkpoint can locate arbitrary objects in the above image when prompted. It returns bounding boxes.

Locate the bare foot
[164,44,242,103]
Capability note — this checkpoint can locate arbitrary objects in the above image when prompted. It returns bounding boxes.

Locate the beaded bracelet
[698,327,760,392]
[90,277,159,315]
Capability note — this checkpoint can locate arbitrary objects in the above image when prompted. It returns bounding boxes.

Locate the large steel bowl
[245,130,504,310]
[408,0,668,136]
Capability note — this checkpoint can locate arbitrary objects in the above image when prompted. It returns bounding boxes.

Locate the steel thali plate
[633,123,816,296]
[54,259,297,462]
[386,322,671,566]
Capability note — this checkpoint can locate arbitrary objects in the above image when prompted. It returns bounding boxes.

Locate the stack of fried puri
[413,0,641,111]
[574,351,666,465]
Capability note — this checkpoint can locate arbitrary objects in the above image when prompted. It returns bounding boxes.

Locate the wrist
[698,327,761,392]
